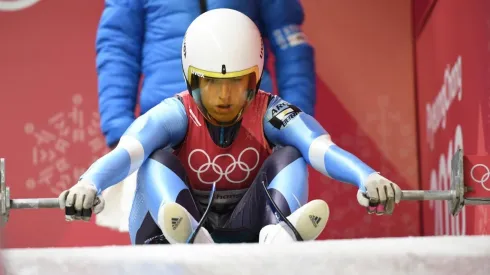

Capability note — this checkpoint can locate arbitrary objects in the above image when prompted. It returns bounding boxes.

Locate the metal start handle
[402,190,455,201]
[401,190,490,205]
[10,198,60,209]
[1,149,490,227]
[6,190,458,208]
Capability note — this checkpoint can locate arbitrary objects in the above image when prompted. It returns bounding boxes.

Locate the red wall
[301,0,420,239]
[412,0,437,37]
[0,1,129,248]
[415,0,490,236]
[0,0,422,248]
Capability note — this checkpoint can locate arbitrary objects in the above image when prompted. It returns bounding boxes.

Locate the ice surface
[3,235,490,275]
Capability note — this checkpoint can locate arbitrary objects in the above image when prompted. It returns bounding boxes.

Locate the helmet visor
[188,66,259,126]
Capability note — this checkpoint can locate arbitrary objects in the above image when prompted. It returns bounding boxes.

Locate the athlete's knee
[262,146,305,175]
[142,148,187,182]
[273,146,302,160]
[149,148,184,168]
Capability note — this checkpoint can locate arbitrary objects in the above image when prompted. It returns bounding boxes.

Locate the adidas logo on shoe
[309,215,321,228]
[171,217,183,230]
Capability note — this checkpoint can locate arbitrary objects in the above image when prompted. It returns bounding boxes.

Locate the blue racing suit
[80,94,376,244]
[95,0,316,147]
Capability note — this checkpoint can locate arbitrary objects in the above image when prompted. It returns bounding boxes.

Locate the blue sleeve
[81,97,188,193]
[260,0,316,116]
[95,0,144,147]
[263,96,375,190]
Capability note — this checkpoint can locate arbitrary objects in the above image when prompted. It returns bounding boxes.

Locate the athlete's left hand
[356,173,402,215]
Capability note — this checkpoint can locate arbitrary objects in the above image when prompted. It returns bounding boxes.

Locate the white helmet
[182,8,265,125]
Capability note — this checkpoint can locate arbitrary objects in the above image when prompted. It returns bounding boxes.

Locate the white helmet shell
[182,8,264,87]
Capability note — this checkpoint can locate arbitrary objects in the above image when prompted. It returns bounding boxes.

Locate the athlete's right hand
[58,179,105,221]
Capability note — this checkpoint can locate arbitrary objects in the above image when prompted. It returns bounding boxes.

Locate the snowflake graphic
[24,94,110,195]
[366,95,417,178]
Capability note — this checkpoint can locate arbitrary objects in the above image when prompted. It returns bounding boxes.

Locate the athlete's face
[199,75,250,123]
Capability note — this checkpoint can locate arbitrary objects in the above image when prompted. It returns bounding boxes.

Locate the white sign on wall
[0,0,41,11]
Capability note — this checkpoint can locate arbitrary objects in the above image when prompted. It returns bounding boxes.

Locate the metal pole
[10,198,60,209]
[402,190,454,201]
[0,159,5,194]
[464,198,490,205]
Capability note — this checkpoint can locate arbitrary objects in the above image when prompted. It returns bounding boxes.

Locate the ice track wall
[3,236,490,275]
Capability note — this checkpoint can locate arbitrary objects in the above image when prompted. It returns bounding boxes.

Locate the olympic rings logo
[188,147,260,184]
[470,164,490,191]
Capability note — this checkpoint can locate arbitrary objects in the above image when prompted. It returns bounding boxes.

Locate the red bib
[175,90,272,192]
